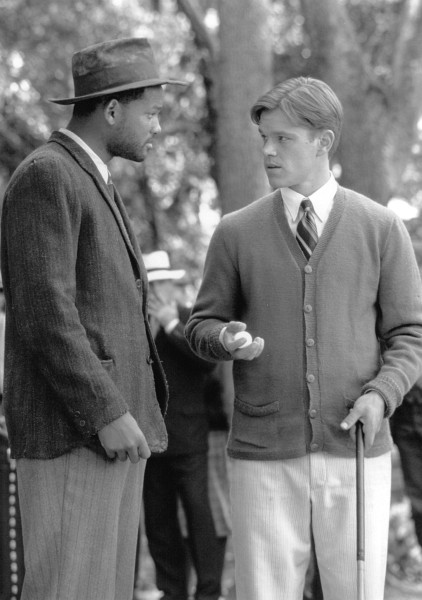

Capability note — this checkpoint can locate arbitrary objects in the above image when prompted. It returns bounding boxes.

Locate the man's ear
[317,129,335,156]
[104,98,121,125]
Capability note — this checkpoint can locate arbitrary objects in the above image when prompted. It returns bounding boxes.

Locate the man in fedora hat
[142,251,227,600]
[1,38,185,600]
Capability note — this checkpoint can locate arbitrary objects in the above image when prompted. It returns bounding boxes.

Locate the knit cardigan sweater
[185,187,422,460]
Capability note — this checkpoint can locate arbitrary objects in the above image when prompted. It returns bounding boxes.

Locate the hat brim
[147,269,186,283]
[49,78,188,105]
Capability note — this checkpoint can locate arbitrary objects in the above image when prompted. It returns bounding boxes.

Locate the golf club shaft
[356,420,365,600]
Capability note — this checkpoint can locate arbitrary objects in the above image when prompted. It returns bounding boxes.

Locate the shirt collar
[59,128,109,183]
[281,173,338,224]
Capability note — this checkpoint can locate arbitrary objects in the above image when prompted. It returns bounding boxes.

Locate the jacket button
[75,411,80,417]
[309,409,317,418]
[135,279,142,288]
[306,338,315,347]
[146,357,154,365]
[304,304,312,313]
[306,374,315,383]
[310,443,319,452]
[79,420,86,427]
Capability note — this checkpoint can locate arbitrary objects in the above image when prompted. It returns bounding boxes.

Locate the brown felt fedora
[49,37,186,105]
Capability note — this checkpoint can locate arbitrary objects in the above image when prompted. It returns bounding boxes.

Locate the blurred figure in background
[143,251,226,600]
[391,376,422,548]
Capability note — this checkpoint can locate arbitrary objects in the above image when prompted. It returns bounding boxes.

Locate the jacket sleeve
[163,307,216,372]
[1,156,129,437]
[361,214,422,416]
[185,219,238,362]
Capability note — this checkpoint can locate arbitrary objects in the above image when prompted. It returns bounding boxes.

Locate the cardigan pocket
[232,397,280,449]
[234,396,279,416]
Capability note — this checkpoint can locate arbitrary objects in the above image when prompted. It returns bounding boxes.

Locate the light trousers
[230,452,391,600]
[17,446,145,600]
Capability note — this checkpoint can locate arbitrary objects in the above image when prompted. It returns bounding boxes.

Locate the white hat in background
[143,250,186,282]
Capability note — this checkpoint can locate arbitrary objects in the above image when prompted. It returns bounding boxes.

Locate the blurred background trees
[1,0,422,278]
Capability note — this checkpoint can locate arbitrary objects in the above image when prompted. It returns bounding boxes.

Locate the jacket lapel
[49,131,142,273]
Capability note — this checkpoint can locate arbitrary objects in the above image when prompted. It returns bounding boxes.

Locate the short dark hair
[72,87,147,118]
[250,77,343,155]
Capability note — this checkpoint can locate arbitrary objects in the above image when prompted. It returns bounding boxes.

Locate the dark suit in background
[143,305,226,600]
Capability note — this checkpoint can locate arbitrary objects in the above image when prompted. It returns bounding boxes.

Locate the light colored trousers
[17,446,145,600]
[230,452,391,600]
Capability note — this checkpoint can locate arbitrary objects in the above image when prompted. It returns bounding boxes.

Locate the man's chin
[266,174,285,189]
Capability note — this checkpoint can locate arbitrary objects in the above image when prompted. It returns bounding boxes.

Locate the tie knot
[301,198,313,213]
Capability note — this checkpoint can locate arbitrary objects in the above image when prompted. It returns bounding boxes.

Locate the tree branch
[176,0,218,58]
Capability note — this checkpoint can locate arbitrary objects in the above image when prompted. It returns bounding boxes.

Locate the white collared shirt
[281,173,338,237]
[59,128,109,183]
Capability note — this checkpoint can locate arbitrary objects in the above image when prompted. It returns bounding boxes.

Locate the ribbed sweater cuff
[361,377,401,417]
[208,324,233,361]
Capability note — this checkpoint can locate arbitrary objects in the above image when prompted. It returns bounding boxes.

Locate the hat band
[74,63,159,97]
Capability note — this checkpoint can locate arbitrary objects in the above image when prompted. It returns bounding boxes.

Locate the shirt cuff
[164,318,180,334]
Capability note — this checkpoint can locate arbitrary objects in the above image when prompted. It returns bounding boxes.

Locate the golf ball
[234,331,253,348]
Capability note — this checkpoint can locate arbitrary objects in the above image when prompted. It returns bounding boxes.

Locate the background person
[143,250,226,600]
[185,77,422,600]
[390,376,422,548]
[1,38,185,600]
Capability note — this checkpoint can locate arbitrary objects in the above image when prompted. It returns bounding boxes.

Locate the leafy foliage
[0,0,216,279]
[1,0,422,276]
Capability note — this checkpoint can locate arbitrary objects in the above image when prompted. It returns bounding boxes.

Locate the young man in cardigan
[185,77,422,600]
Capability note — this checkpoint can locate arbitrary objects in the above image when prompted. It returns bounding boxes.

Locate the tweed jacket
[186,186,422,460]
[1,131,168,459]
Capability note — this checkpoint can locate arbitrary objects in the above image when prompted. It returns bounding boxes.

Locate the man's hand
[98,412,151,463]
[340,391,386,450]
[223,321,265,361]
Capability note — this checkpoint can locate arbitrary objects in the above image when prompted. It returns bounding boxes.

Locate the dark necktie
[296,198,318,260]
[106,171,134,249]
[107,171,115,197]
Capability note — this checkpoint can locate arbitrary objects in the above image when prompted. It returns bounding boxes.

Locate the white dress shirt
[281,173,338,236]
[59,128,109,183]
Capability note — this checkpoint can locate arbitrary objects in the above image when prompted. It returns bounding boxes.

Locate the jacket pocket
[100,359,114,370]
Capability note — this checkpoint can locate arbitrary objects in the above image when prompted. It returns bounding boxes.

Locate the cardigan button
[306,338,315,347]
[310,443,319,452]
[304,265,313,273]
[135,279,142,288]
[304,304,312,313]
[146,356,154,365]
[309,408,317,418]
[79,420,86,427]
[306,374,315,383]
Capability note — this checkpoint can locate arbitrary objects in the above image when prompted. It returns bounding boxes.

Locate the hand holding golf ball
[233,331,253,348]
[223,321,265,361]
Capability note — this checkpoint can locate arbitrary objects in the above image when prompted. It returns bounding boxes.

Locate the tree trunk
[216,0,273,214]
[300,0,422,205]
[300,0,391,204]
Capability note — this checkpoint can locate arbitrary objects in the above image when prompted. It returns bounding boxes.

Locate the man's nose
[263,140,276,156]
[151,116,161,135]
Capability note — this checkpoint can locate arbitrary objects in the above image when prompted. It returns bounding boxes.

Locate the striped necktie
[296,198,318,260]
